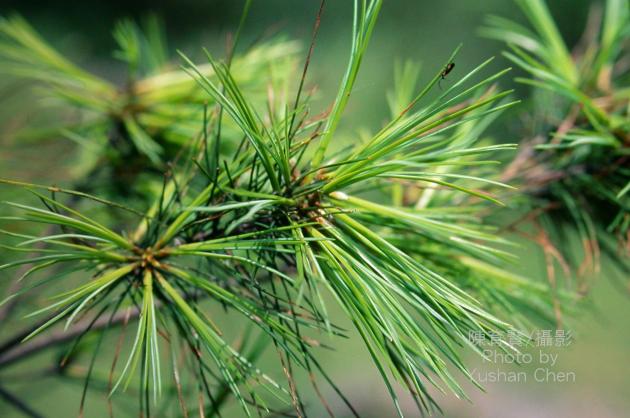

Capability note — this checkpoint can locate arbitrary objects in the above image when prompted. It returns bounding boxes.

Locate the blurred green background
[0,1,628,417]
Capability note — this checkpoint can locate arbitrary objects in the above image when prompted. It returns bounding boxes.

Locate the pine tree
[0,0,627,417]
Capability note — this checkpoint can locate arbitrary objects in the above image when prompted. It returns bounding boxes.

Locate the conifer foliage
[0,0,626,417]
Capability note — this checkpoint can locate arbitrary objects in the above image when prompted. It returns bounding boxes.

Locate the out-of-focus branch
[0,306,140,368]
[0,385,45,418]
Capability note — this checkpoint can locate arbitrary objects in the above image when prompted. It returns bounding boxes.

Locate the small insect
[438,62,455,89]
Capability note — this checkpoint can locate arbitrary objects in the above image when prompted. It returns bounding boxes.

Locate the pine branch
[482,0,630,279]
[0,2,581,417]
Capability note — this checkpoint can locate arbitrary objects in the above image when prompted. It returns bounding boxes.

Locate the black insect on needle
[439,62,455,89]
